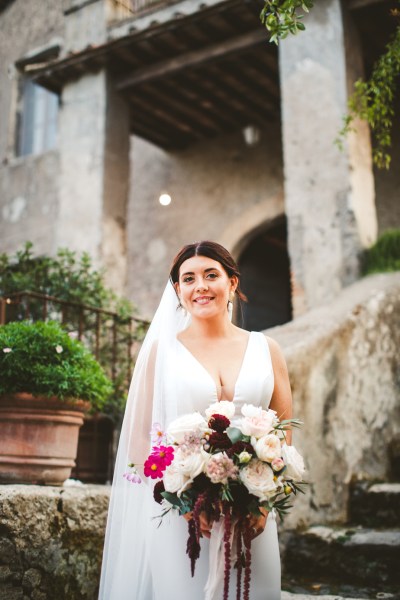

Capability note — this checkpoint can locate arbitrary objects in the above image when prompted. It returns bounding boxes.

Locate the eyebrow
[181,267,220,277]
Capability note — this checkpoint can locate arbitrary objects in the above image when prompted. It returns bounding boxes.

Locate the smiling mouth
[194,296,214,304]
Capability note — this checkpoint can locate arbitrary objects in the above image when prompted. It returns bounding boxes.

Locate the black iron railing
[0,290,148,391]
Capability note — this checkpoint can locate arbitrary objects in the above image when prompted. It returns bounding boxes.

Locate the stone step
[282,525,400,588]
[282,594,375,600]
[350,482,400,527]
[282,593,397,600]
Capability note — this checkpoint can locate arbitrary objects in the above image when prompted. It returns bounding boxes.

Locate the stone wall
[0,272,398,598]
[0,484,109,600]
[270,271,400,528]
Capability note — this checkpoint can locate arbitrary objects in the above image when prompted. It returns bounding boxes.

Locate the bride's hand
[183,511,212,538]
[246,507,268,540]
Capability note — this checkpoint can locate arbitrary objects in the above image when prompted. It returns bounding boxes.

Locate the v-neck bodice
[174,331,274,417]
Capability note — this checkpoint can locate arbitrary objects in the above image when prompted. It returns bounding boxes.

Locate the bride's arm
[266,336,293,446]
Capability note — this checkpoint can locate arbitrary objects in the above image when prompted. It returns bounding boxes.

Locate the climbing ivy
[260,1,400,170]
[338,20,400,170]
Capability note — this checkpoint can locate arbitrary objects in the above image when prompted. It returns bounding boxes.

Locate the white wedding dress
[99,328,281,600]
[148,331,281,600]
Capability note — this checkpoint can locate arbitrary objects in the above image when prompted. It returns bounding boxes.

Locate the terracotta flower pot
[0,393,90,485]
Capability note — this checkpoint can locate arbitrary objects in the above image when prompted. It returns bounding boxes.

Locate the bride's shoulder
[264,335,289,373]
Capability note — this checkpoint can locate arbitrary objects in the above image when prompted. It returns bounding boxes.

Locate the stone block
[0,484,110,600]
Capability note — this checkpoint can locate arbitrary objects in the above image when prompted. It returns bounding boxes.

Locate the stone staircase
[281,481,400,600]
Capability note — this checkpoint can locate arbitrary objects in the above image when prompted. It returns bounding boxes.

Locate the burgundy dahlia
[208,414,230,433]
[226,441,255,459]
[153,480,165,504]
[208,431,232,451]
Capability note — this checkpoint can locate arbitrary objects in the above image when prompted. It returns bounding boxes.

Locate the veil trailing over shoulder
[98,281,190,600]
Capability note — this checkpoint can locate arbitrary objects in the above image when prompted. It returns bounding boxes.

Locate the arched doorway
[237,217,292,331]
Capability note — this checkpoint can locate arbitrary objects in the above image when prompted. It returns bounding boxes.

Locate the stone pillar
[279,0,377,317]
[56,1,130,294]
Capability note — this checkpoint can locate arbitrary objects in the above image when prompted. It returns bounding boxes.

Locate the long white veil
[98,281,190,600]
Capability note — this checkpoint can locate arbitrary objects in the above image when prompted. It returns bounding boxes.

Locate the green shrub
[363,229,400,275]
[0,241,134,319]
[0,321,113,410]
[0,243,148,424]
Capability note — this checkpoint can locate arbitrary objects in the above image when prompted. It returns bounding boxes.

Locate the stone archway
[236,217,292,331]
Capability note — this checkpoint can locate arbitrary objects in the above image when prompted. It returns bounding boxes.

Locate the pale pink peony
[254,434,282,462]
[239,459,277,501]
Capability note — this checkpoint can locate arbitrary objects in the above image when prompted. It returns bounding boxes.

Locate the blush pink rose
[240,405,277,438]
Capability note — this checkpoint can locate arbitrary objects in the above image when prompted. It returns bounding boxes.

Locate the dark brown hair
[169,241,247,302]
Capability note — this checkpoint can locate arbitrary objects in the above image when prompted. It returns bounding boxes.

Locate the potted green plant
[0,320,113,485]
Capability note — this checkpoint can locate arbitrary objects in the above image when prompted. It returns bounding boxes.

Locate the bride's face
[175,255,237,319]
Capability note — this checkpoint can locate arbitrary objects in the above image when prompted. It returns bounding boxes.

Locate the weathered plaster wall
[0,0,64,256]
[127,125,284,317]
[270,271,400,528]
[0,484,109,600]
[0,151,60,255]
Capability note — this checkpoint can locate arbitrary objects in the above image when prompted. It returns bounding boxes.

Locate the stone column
[56,0,130,295]
[279,0,377,317]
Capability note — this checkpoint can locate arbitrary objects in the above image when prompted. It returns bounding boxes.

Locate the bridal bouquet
[125,402,305,600]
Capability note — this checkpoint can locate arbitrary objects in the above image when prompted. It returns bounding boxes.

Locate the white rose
[163,464,188,495]
[205,400,235,420]
[166,412,207,444]
[254,434,282,462]
[281,444,305,482]
[175,447,209,480]
[240,406,276,438]
[239,459,277,501]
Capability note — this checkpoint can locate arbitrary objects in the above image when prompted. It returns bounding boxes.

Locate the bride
[99,241,293,600]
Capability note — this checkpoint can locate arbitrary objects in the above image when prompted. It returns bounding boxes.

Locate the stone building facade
[0,0,399,325]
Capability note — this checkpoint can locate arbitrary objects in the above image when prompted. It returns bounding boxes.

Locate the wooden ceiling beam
[138,82,221,135]
[128,93,203,140]
[183,72,252,121]
[207,64,278,122]
[170,73,240,130]
[234,56,280,101]
[116,28,267,91]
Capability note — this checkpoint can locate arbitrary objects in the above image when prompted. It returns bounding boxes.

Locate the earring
[227,291,235,322]
[177,299,187,318]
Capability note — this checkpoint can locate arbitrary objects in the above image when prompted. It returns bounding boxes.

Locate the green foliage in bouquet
[363,229,400,275]
[0,321,113,410]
